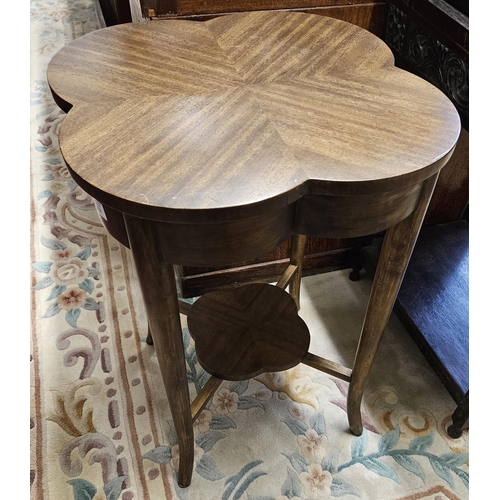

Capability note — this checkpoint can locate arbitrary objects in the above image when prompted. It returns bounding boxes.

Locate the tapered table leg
[124,215,194,487]
[347,173,439,435]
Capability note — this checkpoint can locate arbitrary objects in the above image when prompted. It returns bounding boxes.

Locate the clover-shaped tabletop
[187,283,310,381]
[47,11,461,224]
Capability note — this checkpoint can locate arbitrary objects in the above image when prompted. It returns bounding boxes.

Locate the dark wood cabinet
[384,0,469,224]
[139,0,387,39]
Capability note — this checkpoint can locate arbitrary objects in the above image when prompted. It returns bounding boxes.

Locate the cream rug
[30,1,469,498]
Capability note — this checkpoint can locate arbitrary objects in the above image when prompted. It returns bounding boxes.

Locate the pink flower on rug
[193,410,212,434]
[213,388,239,415]
[299,464,332,499]
[50,248,74,260]
[56,285,88,311]
[50,258,88,286]
[298,429,328,463]
[171,444,204,471]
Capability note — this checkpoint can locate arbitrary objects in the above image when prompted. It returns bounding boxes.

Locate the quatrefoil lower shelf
[187,283,311,381]
[47,10,459,227]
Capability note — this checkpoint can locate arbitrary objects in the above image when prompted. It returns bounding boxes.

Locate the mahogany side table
[47,11,461,487]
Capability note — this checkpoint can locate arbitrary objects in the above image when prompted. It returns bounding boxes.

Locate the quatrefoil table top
[47,10,461,225]
[47,12,464,488]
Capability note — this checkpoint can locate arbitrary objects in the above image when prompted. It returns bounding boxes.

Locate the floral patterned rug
[30,2,469,499]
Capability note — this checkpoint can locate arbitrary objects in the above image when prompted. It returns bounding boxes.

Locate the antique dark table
[47,11,460,487]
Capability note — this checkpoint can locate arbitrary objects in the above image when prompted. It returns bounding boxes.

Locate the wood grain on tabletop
[47,11,460,224]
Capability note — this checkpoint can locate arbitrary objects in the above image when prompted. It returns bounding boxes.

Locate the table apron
[94,178,429,267]
[295,182,423,239]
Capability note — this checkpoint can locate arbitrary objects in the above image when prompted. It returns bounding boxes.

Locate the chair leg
[146,323,154,345]
[349,248,363,282]
[289,234,307,309]
[447,391,469,438]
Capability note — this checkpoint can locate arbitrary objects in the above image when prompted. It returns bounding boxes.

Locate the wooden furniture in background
[140,0,388,38]
[378,0,469,438]
[96,0,132,25]
[358,219,469,438]
[384,0,469,226]
[47,11,461,486]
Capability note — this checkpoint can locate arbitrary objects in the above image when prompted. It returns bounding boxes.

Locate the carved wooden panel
[385,1,468,129]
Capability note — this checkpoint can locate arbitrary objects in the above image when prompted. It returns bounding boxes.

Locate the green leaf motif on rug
[79,279,94,295]
[196,431,226,452]
[47,284,66,300]
[429,456,455,488]
[337,426,469,491]
[330,477,361,498]
[37,190,53,200]
[229,380,249,396]
[238,396,264,411]
[392,453,425,482]
[210,415,237,430]
[276,397,469,497]
[281,451,309,473]
[363,457,400,483]
[43,302,60,318]
[32,276,53,290]
[281,467,302,498]
[41,235,67,250]
[310,410,326,436]
[409,432,434,452]
[144,433,226,482]
[378,426,400,452]
[76,246,91,260]
[321,451,339,474]
[67,478,97,500]
[143,446,172,464]
[281,417,308,436]
[223,460,265,500]
[32,261,53,273]
[196,455,225,481]
[103,476,127,500]
[350,430,367,459]
[66,309,81,328]
[83,297,100,311]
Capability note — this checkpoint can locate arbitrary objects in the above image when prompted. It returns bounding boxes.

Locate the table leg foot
[447,391,468,439]
[124,215,194,487]
[347,173,439,436]
[446,424,463,439]
[146,323,154,345]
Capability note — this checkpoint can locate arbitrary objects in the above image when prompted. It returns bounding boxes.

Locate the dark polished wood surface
[95,0,468,296]
[361,220,469,400]
[359,219,469,437]
[188,283,311,381]
[47,12,461,486]
[48,12,459,227]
